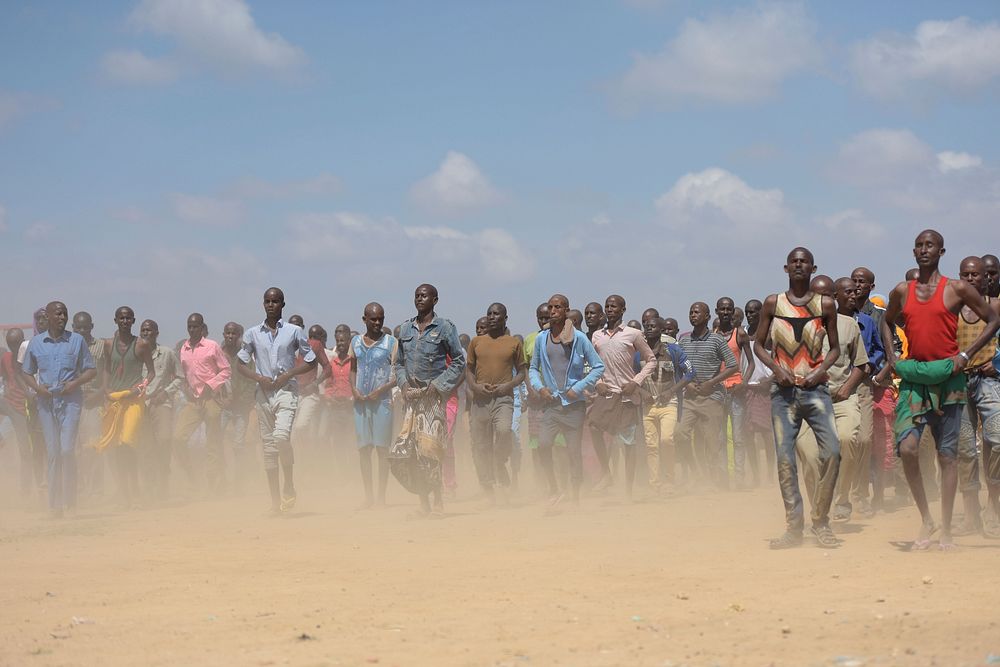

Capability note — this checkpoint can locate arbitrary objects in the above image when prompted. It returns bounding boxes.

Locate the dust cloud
[1,411,998,666]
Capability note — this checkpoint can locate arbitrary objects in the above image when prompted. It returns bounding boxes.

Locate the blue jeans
[721,389,748,480]
[37,396,82,511]
[960,374,1000,490]
[771,384,840,532]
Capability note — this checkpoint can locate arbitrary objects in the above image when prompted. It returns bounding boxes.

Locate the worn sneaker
[811,524,840,548]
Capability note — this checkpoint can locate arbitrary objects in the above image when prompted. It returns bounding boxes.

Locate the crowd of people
[2,229,998,551]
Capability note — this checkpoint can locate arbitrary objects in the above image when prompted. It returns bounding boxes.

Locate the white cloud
[106,0,307,84]
[817,208,887,244]
[228,172,342,199]
[409,151,502,216]
[851,17,1000,101]
[23,221,54,243]
[833,128,1000,238]
[613,2,820,107]
[833,129,935,186]
[282,212,381,261]
[404,226,471,242]
[655,167,790,231]
[101,50,178,85]
[591,213,612,226]
[171,193,244,226]
[937,151,983,174]
[479,228,535,281]
[282,211,535,282]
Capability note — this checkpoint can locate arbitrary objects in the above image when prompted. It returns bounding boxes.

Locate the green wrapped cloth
[893,358,967,441]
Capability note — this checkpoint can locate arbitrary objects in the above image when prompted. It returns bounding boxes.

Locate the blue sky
[2,0,999,340]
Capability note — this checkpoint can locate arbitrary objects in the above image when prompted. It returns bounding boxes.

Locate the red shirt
[1,351,27,414]
[902,278,959,362]
[325,353,353,399]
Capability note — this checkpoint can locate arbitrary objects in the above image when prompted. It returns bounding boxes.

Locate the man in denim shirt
[528,294,605,507]
[394,283,466,517]
[21,301,97,517]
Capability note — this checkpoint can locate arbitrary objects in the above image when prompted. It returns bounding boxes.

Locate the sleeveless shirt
[720,328,742,388]
[901,278,958,362]
[769,292,826,378]
[108,334,144,392]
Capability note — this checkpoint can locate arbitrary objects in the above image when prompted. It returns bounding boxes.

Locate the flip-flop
[910,522,939,550]
[938,541,958,552]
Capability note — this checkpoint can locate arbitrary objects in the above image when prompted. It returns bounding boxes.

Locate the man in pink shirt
[175,312,231,497]
[591,295,656,501]
[323,325,355,477]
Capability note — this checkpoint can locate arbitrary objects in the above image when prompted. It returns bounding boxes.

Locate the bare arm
[753,295,794,387]
[953,280,1000,374]
[875,282,907,384]
[737,330,755,385]
[135,338,155,396]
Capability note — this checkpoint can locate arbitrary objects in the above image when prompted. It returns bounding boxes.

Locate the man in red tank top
[877,230,999,550]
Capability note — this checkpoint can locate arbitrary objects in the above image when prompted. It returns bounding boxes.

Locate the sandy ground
[2,446,1000,667]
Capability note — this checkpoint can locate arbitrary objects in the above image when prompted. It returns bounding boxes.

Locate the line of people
[2,230,998,551]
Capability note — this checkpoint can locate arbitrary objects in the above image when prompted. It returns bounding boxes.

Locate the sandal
[938,540,958,552]
[811,525,840,548]
[769,531,803,550]
[911,522,939,550]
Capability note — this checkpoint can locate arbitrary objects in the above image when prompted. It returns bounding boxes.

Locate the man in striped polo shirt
[674,302,738,489]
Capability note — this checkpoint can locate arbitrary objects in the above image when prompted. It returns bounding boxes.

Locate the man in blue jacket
[529,294,604,507]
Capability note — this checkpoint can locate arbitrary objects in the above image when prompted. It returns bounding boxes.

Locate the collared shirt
[678,330,737,403]
[145,344,183,408]
[21,330,96,401]
[854,311,885,372]
[591,323,655,401]
[180,337,231,398]
[861,299,902,358]
[325,352,353,399]
[395,315,466,395]
[237,319,315,393]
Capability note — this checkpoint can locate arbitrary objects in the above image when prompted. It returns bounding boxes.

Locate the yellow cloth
[97,390,144,450]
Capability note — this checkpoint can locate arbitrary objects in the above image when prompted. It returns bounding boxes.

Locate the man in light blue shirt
[236,287,316,515]
[528,294,604,507]
[21,301,97,517]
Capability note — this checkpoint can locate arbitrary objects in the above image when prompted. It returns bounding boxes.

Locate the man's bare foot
[912,520,938,550]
